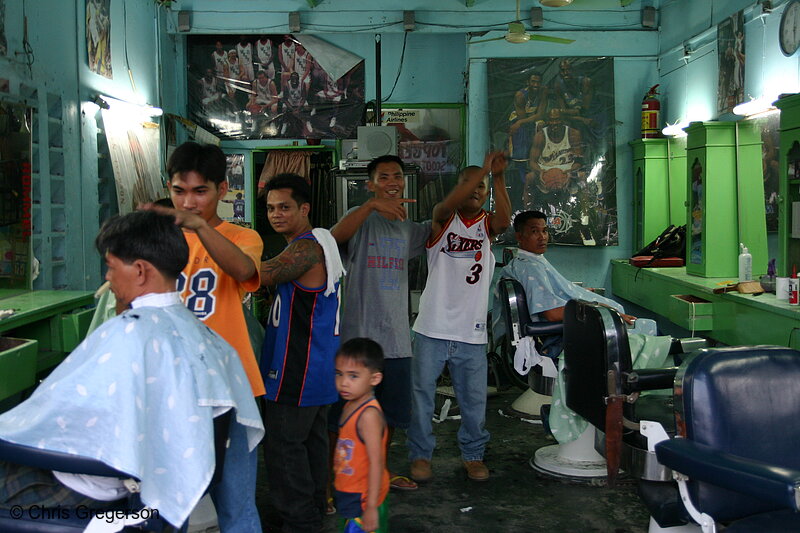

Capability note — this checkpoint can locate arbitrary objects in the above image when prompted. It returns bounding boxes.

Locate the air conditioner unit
[357,126,398,160]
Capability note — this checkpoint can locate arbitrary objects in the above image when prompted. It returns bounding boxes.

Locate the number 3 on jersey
[177,269,218,319]
[466,263,482,285]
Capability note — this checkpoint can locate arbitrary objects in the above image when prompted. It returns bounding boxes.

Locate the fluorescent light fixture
[733,95,778,117]
[96,94,163,118]
[662,119,691,137]
[540,0,573,6]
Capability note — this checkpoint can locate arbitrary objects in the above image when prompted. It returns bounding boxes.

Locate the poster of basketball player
[219,153,248,225]
[750,113,780,231]
[86,0,112,78]
[187,34,365,140]
[717,11,745,115]
[488,57,617,246]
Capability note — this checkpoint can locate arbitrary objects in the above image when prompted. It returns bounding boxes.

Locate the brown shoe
[410,459,432,482]
[463,460,489,481]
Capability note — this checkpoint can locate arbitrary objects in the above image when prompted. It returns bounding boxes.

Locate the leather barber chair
[497,278,563,419]
[498,279,611,478]
[0,412,231,532]
[559,300,704,490]
[652,346,800,533]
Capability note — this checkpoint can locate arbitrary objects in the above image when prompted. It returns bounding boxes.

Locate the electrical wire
[382,31,408,102]
[20,0,35,73]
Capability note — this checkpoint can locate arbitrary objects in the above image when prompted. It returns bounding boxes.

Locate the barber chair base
[647,517,700,533]
[507,388,551,419]
[530,426,606,479]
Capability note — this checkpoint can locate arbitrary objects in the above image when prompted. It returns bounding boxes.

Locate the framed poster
[488,57,617,246]
[717,11,745,115]
[86,0,112,78]
[187,35,365,140]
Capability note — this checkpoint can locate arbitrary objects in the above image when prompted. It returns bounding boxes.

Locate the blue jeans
[210,418,262,533]
[407,333,490,462]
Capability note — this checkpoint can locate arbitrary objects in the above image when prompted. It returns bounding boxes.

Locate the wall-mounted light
[92,94,110,110]
[93,94,163,119]
[662,119,691,137]
[733,95,779,117]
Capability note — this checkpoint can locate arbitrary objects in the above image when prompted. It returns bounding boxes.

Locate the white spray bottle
[738,243,752,282]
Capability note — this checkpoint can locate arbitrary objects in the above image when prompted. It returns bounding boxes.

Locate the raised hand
[368,197,416,221]
[139,203,207,231]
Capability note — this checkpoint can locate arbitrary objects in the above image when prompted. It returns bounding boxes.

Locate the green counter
[611,260,800,349]
[0,290,95,401]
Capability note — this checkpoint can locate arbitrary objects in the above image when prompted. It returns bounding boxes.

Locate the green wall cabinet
[630,138,687,251]
[685,121,767,278]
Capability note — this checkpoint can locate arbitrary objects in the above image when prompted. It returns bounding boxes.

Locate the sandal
[389,474,418,491]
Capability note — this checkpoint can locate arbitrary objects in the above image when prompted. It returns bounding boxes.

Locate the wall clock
[780,0,800,56]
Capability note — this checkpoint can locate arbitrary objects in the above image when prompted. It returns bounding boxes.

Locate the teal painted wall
[13,0,791,296]
[1,0,178,290]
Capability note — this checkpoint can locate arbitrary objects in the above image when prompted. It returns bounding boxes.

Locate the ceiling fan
[469,0,575,45]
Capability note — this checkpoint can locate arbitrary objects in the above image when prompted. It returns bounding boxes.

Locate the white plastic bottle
[738,243,752,282]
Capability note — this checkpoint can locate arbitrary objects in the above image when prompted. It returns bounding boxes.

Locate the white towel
[312,228,346,296]
[513,336,558,378]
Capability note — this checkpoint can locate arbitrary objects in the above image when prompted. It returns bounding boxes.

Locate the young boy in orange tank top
[333,338,390,532]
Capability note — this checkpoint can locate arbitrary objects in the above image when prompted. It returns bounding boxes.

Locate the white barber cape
[0,292,264,527]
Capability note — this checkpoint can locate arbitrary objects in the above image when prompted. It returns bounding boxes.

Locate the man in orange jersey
[148,141,264,533]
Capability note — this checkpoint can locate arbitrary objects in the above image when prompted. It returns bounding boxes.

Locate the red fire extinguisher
[641,85,661,138]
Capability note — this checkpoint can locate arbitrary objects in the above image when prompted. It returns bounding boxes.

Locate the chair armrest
[625,367,678,392]
[523,321,563,337]
[0,439,130,478]
[655,438,800,511]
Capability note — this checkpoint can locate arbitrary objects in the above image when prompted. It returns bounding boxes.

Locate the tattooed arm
[260,237,325,287]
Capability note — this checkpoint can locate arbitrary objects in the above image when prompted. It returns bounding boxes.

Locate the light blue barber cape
[0,292,264,527]
[493,249,625,339]
[492,251,670,444]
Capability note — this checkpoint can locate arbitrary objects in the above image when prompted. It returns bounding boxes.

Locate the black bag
[633,224,686,259]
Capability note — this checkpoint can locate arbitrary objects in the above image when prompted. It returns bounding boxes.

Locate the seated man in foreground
[493,210,671,444]
[0,210,264,528]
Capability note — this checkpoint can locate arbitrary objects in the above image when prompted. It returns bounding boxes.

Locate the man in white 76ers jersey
[408,151,511,483]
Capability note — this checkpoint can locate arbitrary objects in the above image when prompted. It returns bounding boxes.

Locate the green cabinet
[685,121,767,278]
[775,95,800,277]
[630,138,687,251]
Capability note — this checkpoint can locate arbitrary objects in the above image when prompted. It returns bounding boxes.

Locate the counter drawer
[667,295,714,331]
[0,337,38,400]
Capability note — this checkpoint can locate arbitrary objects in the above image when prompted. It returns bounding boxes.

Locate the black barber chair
[498,280,612,478]
[562,300,683,484]
[0,412,232,532]
[497,278,563,415]
[560,299,707,507]
[653,347,800,533]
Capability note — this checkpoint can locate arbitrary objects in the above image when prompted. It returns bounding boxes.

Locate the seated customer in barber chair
[0,211,264,529]
[492,211,673,446]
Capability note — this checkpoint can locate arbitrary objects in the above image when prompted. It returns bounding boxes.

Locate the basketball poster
[187,34,365,140]
[488,58,617,246]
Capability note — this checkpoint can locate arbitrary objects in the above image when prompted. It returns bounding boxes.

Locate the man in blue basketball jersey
[259,173,343,533]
